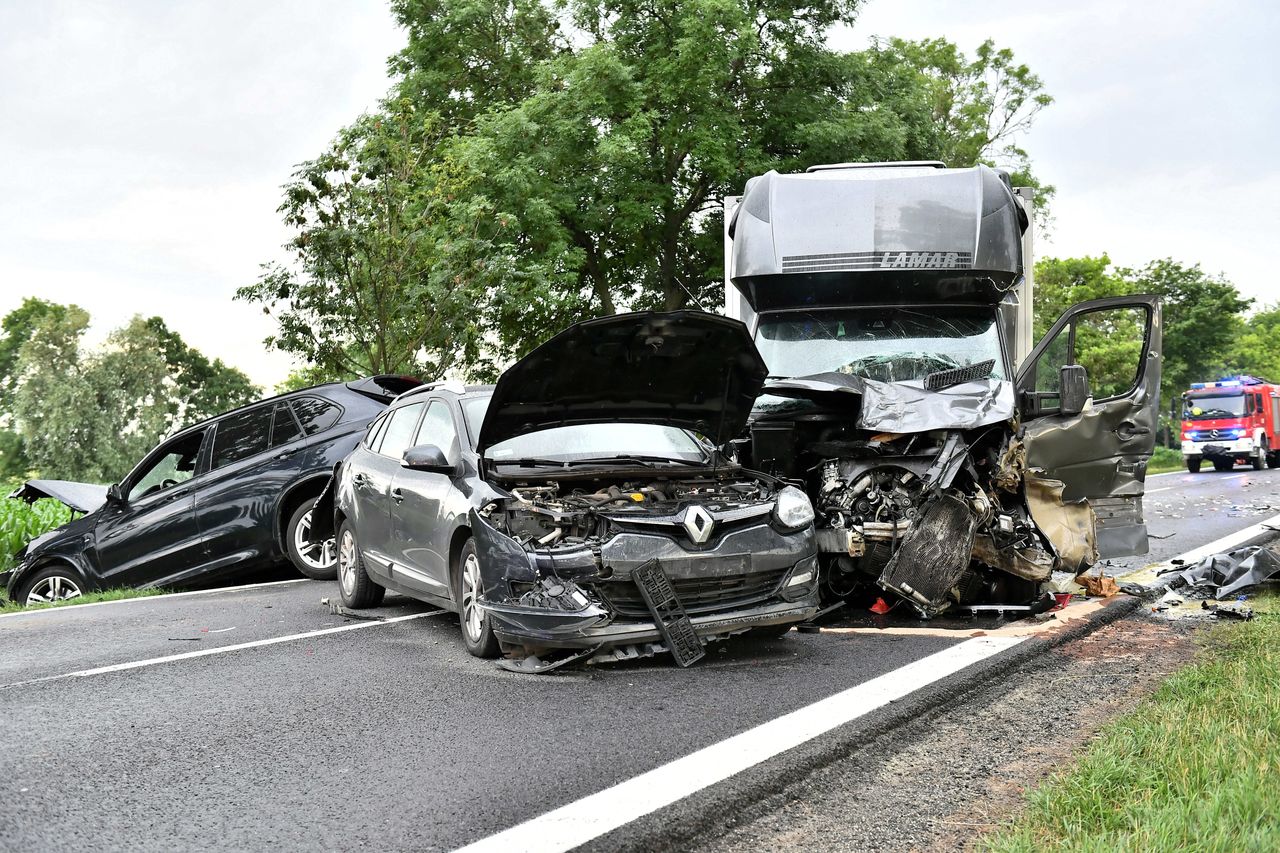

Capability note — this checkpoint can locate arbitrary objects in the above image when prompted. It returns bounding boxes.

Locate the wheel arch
[447,525,473,589]
[9,555,91,602]
[274,474,334,554]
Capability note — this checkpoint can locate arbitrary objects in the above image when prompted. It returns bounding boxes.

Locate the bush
[1148,445,1183,473]
[0,498,73,572]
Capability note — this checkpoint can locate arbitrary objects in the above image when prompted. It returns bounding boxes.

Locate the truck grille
[599,568,789,618]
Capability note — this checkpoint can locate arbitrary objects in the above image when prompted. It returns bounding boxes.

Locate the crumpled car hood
[9,479,108,514]
[761,372,1015,433]
[478,310,768,452]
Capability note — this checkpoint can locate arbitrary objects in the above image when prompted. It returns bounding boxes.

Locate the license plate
[632,560,705,667]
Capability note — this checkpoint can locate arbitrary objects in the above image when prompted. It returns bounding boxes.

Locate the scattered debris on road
[1174,545,1280,600]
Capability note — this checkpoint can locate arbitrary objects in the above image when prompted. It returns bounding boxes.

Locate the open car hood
[763,372,1015,433]
[9,479,108,514]
[477,311,768,452]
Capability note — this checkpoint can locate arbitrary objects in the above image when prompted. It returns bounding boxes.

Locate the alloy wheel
[462,552,484,642]
[338,529,358,598]
[293,510,336,571]
[26,575,83,606]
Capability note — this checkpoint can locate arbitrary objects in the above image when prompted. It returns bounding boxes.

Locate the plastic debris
[1201,600,1255,621]
[1076,572,1119,598]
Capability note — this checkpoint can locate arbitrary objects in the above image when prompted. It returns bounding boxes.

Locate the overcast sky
[2,0,1276,389]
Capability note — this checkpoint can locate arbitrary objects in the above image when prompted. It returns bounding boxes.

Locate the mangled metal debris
[1173,546,1280,600]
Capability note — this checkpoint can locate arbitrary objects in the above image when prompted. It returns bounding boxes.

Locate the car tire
[1255,443,1269,471]
[16,563,87,607]
[1186,458,1202,473]
[286,498,338,580]
[336,521,385,608]
[1213,459,1234,472]
[453,538,499,659]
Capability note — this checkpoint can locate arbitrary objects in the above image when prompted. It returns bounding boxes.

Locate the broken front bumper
[470,509,819,650]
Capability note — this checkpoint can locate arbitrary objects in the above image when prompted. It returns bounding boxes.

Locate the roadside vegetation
[0,585,166,615]
[985,592,1280,852]
[0,495,72,572]
[1146,446,1184,474]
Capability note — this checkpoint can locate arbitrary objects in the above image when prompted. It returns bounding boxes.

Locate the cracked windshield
[754,307,1005,384]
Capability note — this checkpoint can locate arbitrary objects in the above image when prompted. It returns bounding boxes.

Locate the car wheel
[1253,445,1266,471]
[454,538,499,658]
[286,498,338,580]
[1186,458,1202,473]
[17,564,86,607]
[336,521,385,608]
[1213,458,1234,472]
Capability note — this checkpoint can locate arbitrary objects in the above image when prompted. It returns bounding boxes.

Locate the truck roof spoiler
[805,161,946,173]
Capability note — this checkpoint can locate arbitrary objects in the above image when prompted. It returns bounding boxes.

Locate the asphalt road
[1,464,1274,852]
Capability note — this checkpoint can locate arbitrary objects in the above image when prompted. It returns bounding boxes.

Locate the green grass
[983,590,1280,852]
[1146,445,1185,474]
[0,585,168,614]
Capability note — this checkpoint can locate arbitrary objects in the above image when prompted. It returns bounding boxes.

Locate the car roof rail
[805,160,946,173]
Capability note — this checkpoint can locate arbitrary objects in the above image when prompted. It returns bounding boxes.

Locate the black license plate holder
[632,560,705,667]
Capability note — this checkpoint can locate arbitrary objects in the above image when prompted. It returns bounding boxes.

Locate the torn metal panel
[971,534,1054,581]
[10,479,107,514]
[1179,546,1280,600]
[764,372,1015,433]
[878,493,977,615]
[1024,476,1098,574]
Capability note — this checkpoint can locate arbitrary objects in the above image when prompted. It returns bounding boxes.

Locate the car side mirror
[1059,364,1090,416]
[402,444,456,475]
[106,483,126,504]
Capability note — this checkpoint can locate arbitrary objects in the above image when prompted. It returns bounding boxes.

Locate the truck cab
[1181,376,1280,472]
[724,161,1162,616]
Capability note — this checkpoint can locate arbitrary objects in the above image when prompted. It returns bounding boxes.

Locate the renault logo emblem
[683,505,715,544]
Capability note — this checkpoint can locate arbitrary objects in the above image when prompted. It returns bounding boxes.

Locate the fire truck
[1181,376,1280,472]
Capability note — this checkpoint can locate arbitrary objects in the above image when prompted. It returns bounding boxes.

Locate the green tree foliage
[0,298,74,478]
[7,307,260,482]
[236,101,506,379]
[1227,304,1280,382]
[246,0,1054,371]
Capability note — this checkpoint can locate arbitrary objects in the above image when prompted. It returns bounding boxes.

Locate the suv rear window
[290,396,342,435]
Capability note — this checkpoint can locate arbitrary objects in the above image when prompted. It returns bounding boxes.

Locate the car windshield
[754,306,1004,384]
[1184,394,1245,420]
[462,396,708,466]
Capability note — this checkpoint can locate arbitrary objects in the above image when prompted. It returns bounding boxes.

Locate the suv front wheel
[286,498,338,580]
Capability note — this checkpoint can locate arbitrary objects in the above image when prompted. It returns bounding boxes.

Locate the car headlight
[773,486,815,531]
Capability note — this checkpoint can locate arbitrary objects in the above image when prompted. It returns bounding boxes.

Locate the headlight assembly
[772,485,815,531]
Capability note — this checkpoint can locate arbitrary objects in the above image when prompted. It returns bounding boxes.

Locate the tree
[9,310,260,482]
[237,101,504,380]
[0,299,75,478]
[1227,304,1280,382]
[250,1,1054,371]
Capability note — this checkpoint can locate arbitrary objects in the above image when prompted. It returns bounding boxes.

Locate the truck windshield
[754,307,1004,384]
[1183,394,1245,420]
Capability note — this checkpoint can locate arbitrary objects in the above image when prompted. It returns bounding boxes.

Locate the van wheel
[1186,458,1202,473]
[454,538,499,658]
[17,564,87,607]
[336,521,385,608]
[286,498,337,580]
[1253,445,1267,470]
[1213,459,1234,472]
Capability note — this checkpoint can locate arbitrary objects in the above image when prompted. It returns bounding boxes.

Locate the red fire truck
[1181,376,1280,472]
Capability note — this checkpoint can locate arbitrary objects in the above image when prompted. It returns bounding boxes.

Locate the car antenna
[675,277,707,312]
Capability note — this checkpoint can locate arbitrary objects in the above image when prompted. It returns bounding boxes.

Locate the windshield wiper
[491,457,568,468]
[563,455,706,468]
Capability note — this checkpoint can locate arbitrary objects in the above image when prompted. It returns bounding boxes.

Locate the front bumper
[484,581,819,649]
[1183,437,1253,458]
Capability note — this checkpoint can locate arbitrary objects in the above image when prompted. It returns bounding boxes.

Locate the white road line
[453,636,1025,853]
[2,611,442,689]
[0,578,310,621]
[1147,486,1174,493]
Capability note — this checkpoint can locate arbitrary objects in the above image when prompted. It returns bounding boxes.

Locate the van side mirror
[402,444,456,475]
[1060,364,1090,416]
[106,483,126,504]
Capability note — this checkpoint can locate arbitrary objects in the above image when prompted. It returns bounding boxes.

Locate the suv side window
[378,403,426,460]
[416,400,459,460]
[211,405,274,469]
[365,413,389,449]
[290,396,342,435]
[271,402,303,447]
[128,429,207,502]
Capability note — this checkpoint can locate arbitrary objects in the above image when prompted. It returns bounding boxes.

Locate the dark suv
[4,376,419,605]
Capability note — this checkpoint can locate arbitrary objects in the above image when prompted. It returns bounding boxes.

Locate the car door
[353,401,426,575]
[194,403,306,572]
[94,428,210,587]
[389,398,462,596]
[1016,294,1162,558]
